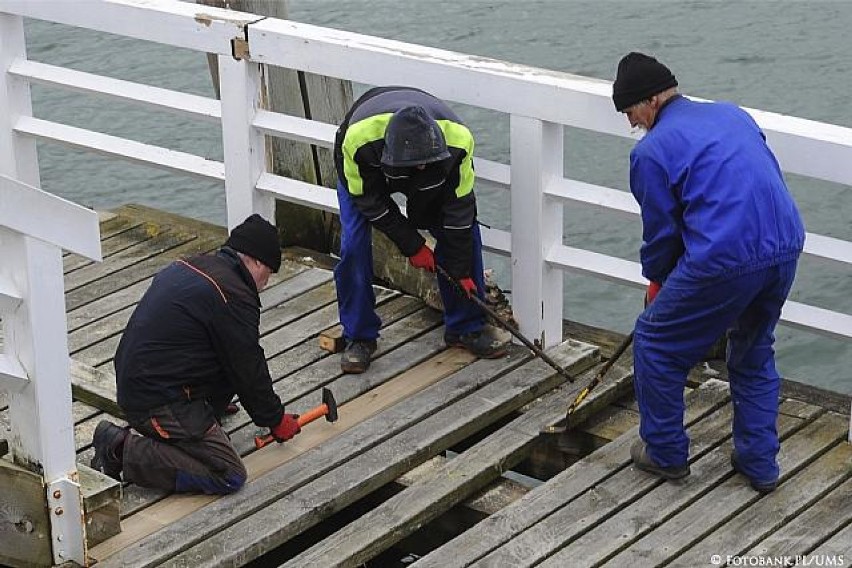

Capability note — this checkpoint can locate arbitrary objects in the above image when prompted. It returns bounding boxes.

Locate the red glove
[459,277,477,298]
[645,281,662,306]
[271,413,301,442]
[408,244,436,272]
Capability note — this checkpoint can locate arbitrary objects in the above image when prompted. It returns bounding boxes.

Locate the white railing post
[218,53,275,230]
[509,116,564,348]
[0,14,101,566]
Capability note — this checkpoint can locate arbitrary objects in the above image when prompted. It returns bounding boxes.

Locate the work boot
[90,420,127,481]
[630,440,690,480]
[444,326,508,359]
[731,451,777,494]
[340,340,377,374]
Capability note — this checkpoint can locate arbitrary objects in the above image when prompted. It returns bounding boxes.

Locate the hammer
[254,387,339,449]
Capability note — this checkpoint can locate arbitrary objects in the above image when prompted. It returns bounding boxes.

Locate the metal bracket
[231,37,250,60]
[47,476,87,566]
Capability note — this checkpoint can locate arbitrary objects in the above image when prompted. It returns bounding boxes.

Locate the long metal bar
[436,264,575,384]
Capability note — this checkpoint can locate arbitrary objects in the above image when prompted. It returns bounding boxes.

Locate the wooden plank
[66,277,153,333]
[533,400,821,568]
[284,349,632,568]
[227,311,448,457]
[415,378,731,568]
[64,221,152,274]
[600,412,849,566]
[63,218,143,272]
[0,459,52,567]
[580,403,639,441]
[745,476,852,555]
[395,455,529,516]
[64,229,196,292]
[156,342,597,567]
[65,235,222,311]
[91,345,488,564]
[68,268,334,357]
[112,297,431,518]
[810,521,852,555]
[673,441,852,564]
[71,360,121,417]
[480,403,739,567]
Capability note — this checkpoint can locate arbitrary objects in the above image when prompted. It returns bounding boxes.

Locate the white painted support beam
[546,242,852,341]
[15,116,225,182]
[248,18,623,137]
[0,276,22,313]
[218,55,274,228]
[253,109,336,148]
[0,0,259,55]
[510,117,563,348]
[0,353,28,392]
[0,177,101,260]
[8,59,221,122]
[780,301,852,342]
[256,172,339,214]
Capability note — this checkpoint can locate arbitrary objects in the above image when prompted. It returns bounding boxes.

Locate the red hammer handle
[253,403,330,449]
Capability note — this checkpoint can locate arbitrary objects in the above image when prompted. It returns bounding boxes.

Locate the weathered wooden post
[198,0,351,248]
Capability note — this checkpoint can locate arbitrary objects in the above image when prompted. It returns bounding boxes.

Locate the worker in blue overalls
[332,86,508,374]
[612,52,805,493]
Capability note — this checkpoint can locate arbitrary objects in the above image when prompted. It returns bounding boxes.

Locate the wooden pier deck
[7,205,848,567]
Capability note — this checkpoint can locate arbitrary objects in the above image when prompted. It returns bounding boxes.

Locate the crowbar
[542,330,634,435]
[435,264,575,385]
[254,387,339,449]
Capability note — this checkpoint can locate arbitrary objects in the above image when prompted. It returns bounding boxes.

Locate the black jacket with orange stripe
[115,247,284,427]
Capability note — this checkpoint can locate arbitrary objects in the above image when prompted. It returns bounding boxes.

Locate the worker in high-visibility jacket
[333,86,508,374]
[613,52,805,493]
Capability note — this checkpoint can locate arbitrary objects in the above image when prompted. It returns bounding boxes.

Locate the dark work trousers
[334,180,487,342]
[632,260,798,485]
[122,399,247,495]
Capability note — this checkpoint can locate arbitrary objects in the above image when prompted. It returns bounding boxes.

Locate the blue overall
[629,96,805,485]
[334,181,487,342]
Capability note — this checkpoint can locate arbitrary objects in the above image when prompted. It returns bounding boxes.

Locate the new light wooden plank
[92,346,485,564]
[285,353,632,568]
[112,297,432,518]
[158,342,597,567]
[534,400,821,568]
[415,379,731,568]
[672,441,852,565]
[600,412,849,566]
[745,477,852,556]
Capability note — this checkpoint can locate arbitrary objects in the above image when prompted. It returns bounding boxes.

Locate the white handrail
[0,0,849,349]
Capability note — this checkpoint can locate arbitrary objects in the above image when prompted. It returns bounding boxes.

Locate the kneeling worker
[333,86,508,373]
[90,214,301,495]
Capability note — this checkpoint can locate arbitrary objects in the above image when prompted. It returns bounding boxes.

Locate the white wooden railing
[0,1,850,559]
[2,0,850,341]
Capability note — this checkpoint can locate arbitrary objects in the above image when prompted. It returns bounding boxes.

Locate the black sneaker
[630,440,690,480]
[90,420,127,481]
[444,328,508,359]
[340,340,378,374]
[731,451,777,494]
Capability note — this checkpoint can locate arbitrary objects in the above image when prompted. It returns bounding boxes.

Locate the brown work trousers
[122,399,247,495]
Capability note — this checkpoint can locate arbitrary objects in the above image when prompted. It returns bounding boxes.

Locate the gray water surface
[23,1,852,391]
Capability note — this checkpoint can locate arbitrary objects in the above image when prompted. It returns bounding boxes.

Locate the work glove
[459,277,477,298]
[645,281,662,307]
[271,413,301,442]
[408,244,436,272]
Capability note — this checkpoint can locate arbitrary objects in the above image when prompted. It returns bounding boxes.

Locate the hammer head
[322,388,338,422]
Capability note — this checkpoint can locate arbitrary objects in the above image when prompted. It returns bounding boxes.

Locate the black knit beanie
[612,52,678,112]
[225,214,281,273]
